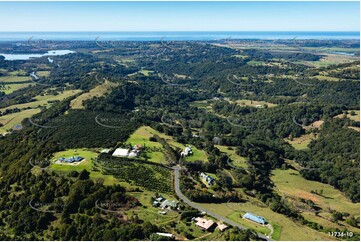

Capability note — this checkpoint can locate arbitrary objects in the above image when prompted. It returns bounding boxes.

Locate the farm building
[58,156,84,163]
[112,148,129,157]
[243,212,267,225]
[194,217,216,231]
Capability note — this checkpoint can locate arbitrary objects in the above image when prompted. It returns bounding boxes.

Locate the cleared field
[313,75,340,82]
[126,126,165,163]
[215,145,248,169]
[233,99,277,108]
[139,69,153,76]
[271,169,360,219]
[0,83,33,94]
[70,81,116,109]
[296,53,359,68]
[36,71,50,77]
[334,110,360,122]
[0,108,41,134]
[284,133,316,150]
[50,148,121,186]
[0,89,81,113]
[0,76,31,83]
[198,202,331,241]
[126,126,208,163]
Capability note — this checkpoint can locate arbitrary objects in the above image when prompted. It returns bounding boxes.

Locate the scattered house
[200,172,215,186]
[134,144,142,151]
[100,149,111,154]
[160,200,179,210]
[156,195,165,203]
[217,222,228,232]
[152,195,166,207]
[243,212,267,225]
[158,210,167,215]
[180,146,193,157]
[112,148,129,157]
[128,151,137,158]
[155,233,174,239]
[30,72,39,80]
[129,144,142,158]
[194,217,216,231]
[48,57,54,63]
[58,156,84,163]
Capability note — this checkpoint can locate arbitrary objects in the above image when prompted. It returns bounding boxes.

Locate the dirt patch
[296,191,321,203]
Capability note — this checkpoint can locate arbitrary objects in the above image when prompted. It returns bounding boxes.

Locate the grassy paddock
[271,169,360,217]
[50,148,121,186]
[0,108,41,134]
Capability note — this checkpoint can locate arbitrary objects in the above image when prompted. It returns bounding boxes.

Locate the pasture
[127,126,208,163]
[50,148,120,186]
[215,145,248,169]
[334,110,360,122]
[0,89,81,113]
[284,133,316,150]
[70,80,117,109]
[233,99,277,108]
[0,83,33,94]
[271,168,360,232]
[198,202,331,241]
[0,108,41,134]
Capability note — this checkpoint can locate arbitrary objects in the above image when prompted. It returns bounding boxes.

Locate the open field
[128,126,208,163]
[0,108,41,134]
[36,71,51,77]
[50,148,121,186]
[334,110,360,122]
[198,202,331,241]
[139,69,153,76]
[215,145,248,169]
[271,168,360,231]
[284,133,316,150]
[232,99,277,108]
[70,81,117,109]
[0,76,31,83]
[295,53,359,68]
[313,75,340,82]
[0,83,33,94]
[0,89,81,113]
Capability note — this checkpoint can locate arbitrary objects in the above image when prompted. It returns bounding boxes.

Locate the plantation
[95,155,173,193]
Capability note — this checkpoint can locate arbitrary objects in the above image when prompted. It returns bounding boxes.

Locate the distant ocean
[0,31,359,41]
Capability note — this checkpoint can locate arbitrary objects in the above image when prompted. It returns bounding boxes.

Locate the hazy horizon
[0,1,359,32]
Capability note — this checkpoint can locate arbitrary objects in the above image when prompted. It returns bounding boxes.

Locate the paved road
[173,166,271,241]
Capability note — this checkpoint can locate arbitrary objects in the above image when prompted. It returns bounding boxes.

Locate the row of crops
[94,155,173,193]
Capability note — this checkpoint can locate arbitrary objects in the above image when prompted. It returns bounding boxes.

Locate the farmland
[271,168,360,233]
[0,108,41,134]
[70,80,117,109]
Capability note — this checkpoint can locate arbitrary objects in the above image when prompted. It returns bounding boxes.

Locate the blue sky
[0,1,359,31]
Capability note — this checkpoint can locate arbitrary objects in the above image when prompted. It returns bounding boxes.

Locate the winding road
[173,166,271,241]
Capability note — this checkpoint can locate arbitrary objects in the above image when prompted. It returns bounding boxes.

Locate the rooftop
[243,212,267,225]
